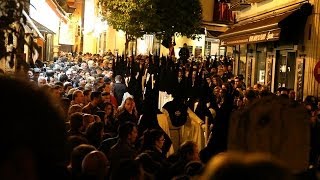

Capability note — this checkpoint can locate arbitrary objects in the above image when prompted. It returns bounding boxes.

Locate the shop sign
[314,61,320,83]
[220,29,281,46]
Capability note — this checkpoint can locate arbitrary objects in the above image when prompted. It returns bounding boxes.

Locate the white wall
[29,0,60,33]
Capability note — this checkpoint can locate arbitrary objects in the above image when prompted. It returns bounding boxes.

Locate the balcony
[230,0,251,11]
[247,0,267,3]
[213,2,236,25]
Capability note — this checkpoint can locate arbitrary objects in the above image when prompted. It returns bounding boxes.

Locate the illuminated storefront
[29,0,69,60]
[219,0,314,100]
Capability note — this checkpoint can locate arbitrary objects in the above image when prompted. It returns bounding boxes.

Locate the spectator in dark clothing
[100,102,118,136]
[81,150,109,180]
[139,129,171,179]
[85,121,104,148]
[82,91,102,115]
[179,43,190,65]
[66,135,89,164]
[169,141,200,179]
[200,88,234,163]
[99,135,119,158]
[113,75,127,105]
[117,96,138,125]
[138,98,172,155]
[201,152,294,180]
[108,122,139,179]
[67,112,86,138]
[0,76,69,180]
[69,144,96,180]
[112,159,144,180]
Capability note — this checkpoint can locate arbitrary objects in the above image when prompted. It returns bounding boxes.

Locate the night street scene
[1,0,320,179]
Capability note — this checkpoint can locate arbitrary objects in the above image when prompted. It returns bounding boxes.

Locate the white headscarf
[119,92,134,109]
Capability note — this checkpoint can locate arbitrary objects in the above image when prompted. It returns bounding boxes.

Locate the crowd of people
[1,50,319,180]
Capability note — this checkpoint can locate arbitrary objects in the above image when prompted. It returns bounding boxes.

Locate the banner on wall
[59,22,75,45]
[314,61,320,83]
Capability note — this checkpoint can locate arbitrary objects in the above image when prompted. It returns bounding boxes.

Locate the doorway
[275,50,296,91]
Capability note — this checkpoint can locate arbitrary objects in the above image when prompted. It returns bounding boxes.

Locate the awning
[207,30,224,38]
[31,18,55,34]
[22,10,45,40]
[219,3,312,46]
[202,22,229,33]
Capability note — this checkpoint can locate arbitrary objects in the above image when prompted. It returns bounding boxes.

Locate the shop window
[238,44,247,80]
[103,32,107,53]
[255,45,266,84]
[195,46,203,59]
[296,56,305,101]
[219,46,226,56]
[205,41,211,56]
[275,51,296,91]
[188,46,193,56]
[152,35,161,55]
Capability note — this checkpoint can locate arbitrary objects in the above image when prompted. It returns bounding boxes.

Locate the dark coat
[117,109,138,125]
[113,82,127,105]
[82,102,100,115]
[108,139,138,179]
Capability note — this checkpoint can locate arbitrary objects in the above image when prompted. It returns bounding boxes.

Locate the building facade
[29,0,71,60]
[97,0,230,58]
[219,0,319,100]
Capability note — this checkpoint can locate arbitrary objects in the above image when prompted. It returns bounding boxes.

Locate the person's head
[234,76,242,88]
[0,76,67,180]
[183,43,188,48]
[185,161,204,177]
[103,102,114,116]
[201,152,293,180]
[142,129,165,151]
[304,95,318,112]
[214,86,221,97]
[105,70,113,78]
[66,135,89,162]
[81,151,109,179]
[86,121,104,142]
[104,82,111,93]
[69,112,84,131]
[229,95,310,172]
[37,76,47,87]
[90,91,102,105]
[192,71,197,79]
[118,122,138,144]
[243,89,257,105]
[288,89,296,100]
[70,144,96,176]
[217,65,224,76]
[206,76,212,85]
[72,90,84,104]
[82,113,94,128]
[28,69,34,78]
[281,88,289,95]
[115,75,122,83]
[101,91,111,103]
[253,83,262,91]
[68,104,83,117]
[178,141,199,162]
[135,152,162,176]
[120,96,135,113]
